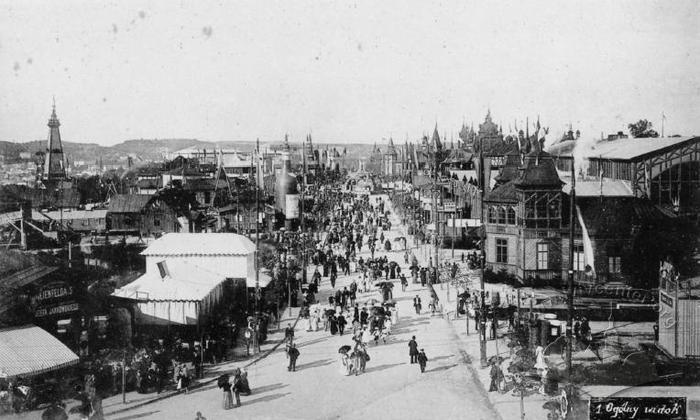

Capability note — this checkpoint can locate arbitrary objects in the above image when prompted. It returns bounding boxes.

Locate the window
[204,192,211,203]
[537,243,549,270]
[573,245,585,271]
[608,256,621,274]
[525,202,535,218]
[498,207,507,224]
[536,199,547,219]
[507,207,516,225]
[488,206,497,224]
[548,201,560,218]
[496,238,508,263]
[154,217,161,227]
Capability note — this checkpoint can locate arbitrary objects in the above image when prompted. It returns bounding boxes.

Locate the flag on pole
[575,205,596,278]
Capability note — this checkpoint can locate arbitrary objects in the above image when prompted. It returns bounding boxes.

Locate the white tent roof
[0,325,79,378]
[141,233,255,257]
[113,259,226,301]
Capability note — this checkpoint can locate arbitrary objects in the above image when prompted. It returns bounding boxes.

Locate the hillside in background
[0,138,377,165]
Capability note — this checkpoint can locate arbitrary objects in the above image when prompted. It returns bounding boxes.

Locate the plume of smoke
[572,135,598,179]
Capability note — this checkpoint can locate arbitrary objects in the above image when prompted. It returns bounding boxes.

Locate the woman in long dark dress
[329,314,338,335]
[221,379,233,409]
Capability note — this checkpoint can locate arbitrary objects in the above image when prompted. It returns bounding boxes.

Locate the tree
[156,181,198,216]
[628,119,659,138]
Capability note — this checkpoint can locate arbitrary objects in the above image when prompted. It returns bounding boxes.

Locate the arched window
[498,207,507,224]
[507,207,516,225]
[488,206,497,223]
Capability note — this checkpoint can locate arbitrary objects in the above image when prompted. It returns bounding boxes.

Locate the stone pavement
[101,306,303,417]
[386,198,550,420]
[98,194,501,420]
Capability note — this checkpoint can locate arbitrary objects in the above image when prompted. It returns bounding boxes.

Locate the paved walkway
[94,194,501,420]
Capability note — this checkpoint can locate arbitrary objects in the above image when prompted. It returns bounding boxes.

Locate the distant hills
[0,138,370,165]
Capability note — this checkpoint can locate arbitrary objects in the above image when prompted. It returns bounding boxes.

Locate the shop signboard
[35,301,80,318]
[31,281,80,318]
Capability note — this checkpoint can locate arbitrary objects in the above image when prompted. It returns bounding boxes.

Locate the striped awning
[0,325,79,379]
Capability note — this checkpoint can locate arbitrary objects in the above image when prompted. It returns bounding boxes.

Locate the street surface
[107,194,500,420]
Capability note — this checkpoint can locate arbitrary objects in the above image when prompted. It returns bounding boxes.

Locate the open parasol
[488,355,505,365]
[373,281,394,288]
[217,374,230,388]
[370,306,388,316]
[338,345,352,354]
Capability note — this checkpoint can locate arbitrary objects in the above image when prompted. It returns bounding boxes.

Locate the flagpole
[661,112,665,137]
[566,161,576,377]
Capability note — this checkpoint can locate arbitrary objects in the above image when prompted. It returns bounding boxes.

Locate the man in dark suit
[337,314,347,335]
[413,295,422,315]
[287,344,300,372]
[408,336,419,364]
[417,349,428,373]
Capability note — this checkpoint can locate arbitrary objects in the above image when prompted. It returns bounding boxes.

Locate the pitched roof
[113,259,227,301]
[577,197,671,236]
[514,151,563,188]
[32,209,108,221]
[483,141,519,156]
[136,178,159,189]
[494,153,521,184]
[484,181,518,203]
[183,178,218,192]
[1,185,80,209]
[0,325,79,378]
[107,194,153,213]
[141,232,255,256]
[586,136,697,161]
[561,178,634,197]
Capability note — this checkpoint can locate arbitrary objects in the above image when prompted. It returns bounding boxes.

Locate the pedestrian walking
[417,349,428,373]
[284,323,295,345]
[220,376,234,409]
[337,313,347,335]
[360,306,369,326]
[489,361,501,392]
[413,295,422,315]
[231,368,243,407]
[287,344,300,372]
[408,336,419,364]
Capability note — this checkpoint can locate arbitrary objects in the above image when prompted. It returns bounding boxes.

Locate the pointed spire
[43,100,66,182]
[432,123,442,150]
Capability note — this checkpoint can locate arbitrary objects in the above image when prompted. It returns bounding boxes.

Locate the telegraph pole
[479,138,487,368]
[255,140,261,315]
[566,161,576,376]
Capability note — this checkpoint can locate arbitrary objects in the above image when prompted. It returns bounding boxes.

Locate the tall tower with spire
[43,101,67,185]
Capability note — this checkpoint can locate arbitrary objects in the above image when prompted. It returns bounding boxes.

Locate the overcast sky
[1,0,699,146]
